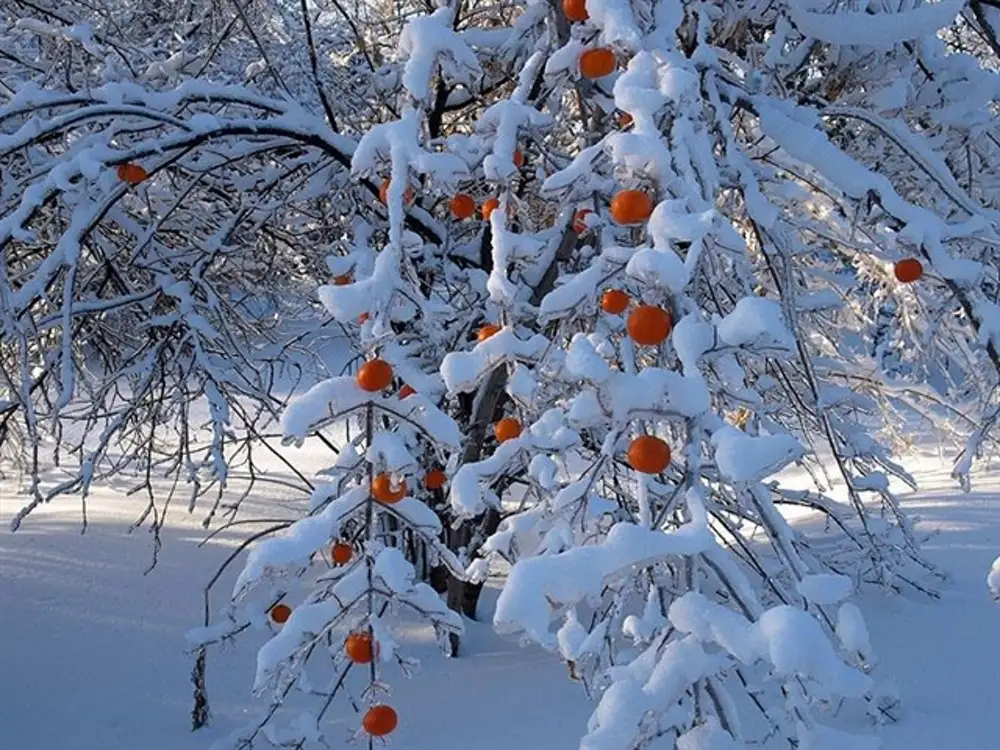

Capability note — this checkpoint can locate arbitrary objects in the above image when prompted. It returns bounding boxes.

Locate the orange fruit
[331,542,352,565]
[573,209,593,234]
[601,289,630,315]
[477,324,501,342]
[563,0,589,22]
[580,48,616,79]
[356,359,393,392]
[116,163,147,185]
[627,435,671,474]
[424,469,447,490]
[610,189,653,225]
[399,384,416,399]
[362,705,398,737]
[357,312,370,324]
[333,274,351,286]
[379,179,414,206]
[481,197,501,220]
[494,418,522,443]
[627,305,672,346]
[371,474,407,504]
[269,603,292,624]
[450,193,476,219]
[513,149,525,168]
[345,633,377,664]
[894,258,923,283]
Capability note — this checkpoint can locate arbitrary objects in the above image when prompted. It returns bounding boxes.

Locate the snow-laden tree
[6,0,1000,747]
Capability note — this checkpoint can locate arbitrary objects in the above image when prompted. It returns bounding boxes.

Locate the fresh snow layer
[2,453,1000,750]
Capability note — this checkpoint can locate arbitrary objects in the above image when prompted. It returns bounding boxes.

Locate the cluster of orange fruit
[265,608,400,737]
[354,358,449,498]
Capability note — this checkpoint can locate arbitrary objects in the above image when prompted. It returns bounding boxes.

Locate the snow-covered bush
[7,0,1000,747]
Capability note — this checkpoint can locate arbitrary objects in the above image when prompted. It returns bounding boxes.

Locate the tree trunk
[445,226,578,656]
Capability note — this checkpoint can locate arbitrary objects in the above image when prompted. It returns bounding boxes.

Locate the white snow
[797,574,854,605]
[711,426,805,482]
[3,449,1000,750]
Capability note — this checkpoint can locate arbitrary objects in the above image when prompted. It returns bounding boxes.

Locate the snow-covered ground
[1,450,997,749]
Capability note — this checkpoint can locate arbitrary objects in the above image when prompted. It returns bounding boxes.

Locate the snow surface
[2,452,999,749]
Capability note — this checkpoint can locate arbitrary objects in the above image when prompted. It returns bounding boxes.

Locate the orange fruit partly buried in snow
[573,209,593,234]
[894,258,923,283]
[331,542,352,565]
[477,323,501,342]
[357,312,370,324]
[356,359,393,392]
[450,193,476,220]
[371,474,407,504]
[481,197,501,220]
[627,435,672,474]
[601,289,630,315]
[610,189,653,225]
[269,603,292,624]
[494,418,522,443]
[333,274,351,286]
[563,0,589,22]
[379,179,414,206]
[363,705,398,737]
[618,112,633,128]
[424,469,447,490]
[345,633,376,664]
[579,48,616,79]
[513,149,525,168]
[116,163,147,185]
[627,305,672,346]
[399,384,416,399]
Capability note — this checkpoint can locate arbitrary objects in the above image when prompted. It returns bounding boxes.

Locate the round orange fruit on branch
[573,209,593,234]
[580,47,616,79]
[116,163,148,185]
[494,417,522,443]
[627,305,672,346]
[627,435,671,474]
[610,189,653,225]
[481,197,501,220]
[269,603,292,624]
[450,193,476,220]
[894,257,923,283]
[424,469,447,490]
[363,705,398,737]
[371,474,407,504]
[379,179,415,206]
[563,0,589,22]
[601,289,630,315]
[356,359,393,392]
[331,542,352,565]
[345,632,377,664]
[627,435,670,474]
[477,323,501,342]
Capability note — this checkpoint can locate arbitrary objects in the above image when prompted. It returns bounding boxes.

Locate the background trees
[4,0,1000,747]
